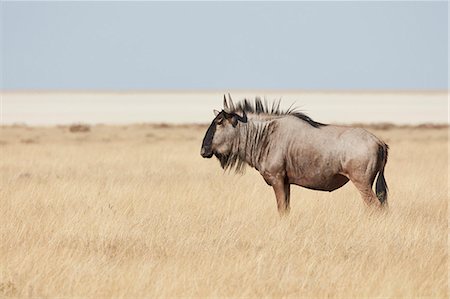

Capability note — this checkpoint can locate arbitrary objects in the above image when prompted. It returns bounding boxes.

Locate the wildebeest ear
[238,110,247,123]
[230,115,238,127]
[213,109,220,116]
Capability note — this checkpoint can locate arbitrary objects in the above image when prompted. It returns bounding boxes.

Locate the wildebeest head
[200,95,247,160]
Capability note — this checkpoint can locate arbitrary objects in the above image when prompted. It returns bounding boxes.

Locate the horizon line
[1,88,449,94]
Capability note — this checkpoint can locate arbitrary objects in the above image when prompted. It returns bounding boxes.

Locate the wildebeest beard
[214,152,230,169]
[214,150,246,173]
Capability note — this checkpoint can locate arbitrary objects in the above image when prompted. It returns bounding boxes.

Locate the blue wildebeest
[200,95,389,216]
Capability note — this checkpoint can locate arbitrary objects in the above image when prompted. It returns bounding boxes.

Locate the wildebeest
[201,94,389,216]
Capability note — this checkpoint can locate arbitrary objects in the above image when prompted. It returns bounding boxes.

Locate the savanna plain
[0,123,447,298]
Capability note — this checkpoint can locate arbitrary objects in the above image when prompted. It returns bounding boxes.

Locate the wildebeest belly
[286,155,349,191]
[290,173,349,191]
[285,141,350,191]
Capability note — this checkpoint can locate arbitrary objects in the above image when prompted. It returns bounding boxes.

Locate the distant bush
[20,138,37,144]
[69,124,90,133]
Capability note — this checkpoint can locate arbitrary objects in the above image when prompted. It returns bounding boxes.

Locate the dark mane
[232,97,327,128]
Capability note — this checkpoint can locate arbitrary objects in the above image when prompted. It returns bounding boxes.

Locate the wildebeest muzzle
[201,121,216,158]
[200,147,213,158]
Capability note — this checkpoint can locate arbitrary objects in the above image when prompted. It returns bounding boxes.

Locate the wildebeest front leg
[284,182,291,211]
[262,171,290,216]
[272,180,290,216]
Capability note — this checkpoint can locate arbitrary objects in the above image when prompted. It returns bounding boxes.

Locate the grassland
[0,124,447,298]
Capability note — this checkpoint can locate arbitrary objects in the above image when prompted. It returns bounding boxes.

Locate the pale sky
[2,1,448,91]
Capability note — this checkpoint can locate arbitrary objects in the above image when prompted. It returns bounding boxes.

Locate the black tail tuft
[375,143,389,205]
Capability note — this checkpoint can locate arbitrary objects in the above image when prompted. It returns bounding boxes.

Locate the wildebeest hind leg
[351,179,381,208]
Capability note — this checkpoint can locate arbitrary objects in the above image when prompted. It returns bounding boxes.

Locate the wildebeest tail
[375,142,389,205]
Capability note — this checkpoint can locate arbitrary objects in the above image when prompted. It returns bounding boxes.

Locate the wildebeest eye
[217,119,224,125]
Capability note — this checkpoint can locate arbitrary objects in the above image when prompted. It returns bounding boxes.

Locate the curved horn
[223,94,229,111]
[227,93,235,111]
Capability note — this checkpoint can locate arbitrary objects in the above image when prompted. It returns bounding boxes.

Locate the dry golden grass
[0,124,447,298]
